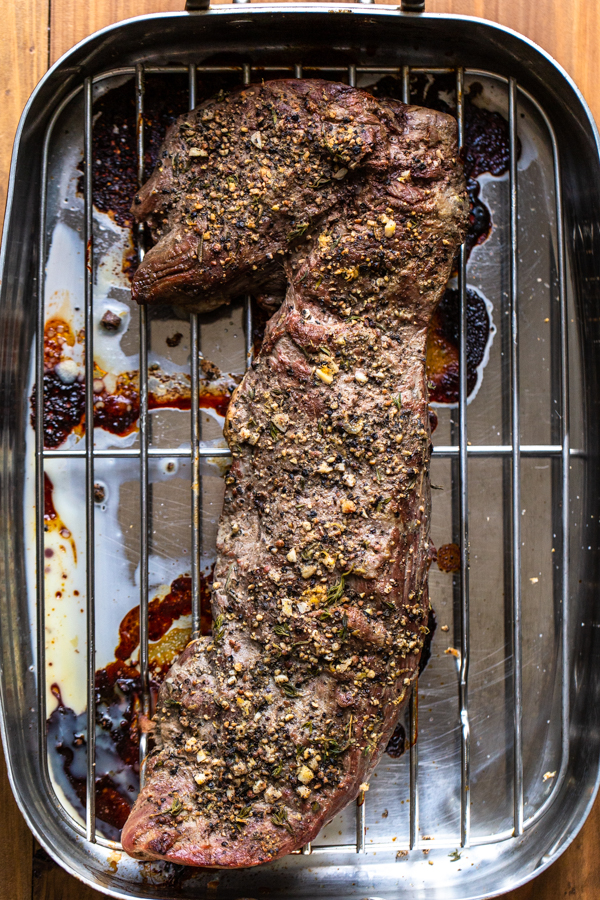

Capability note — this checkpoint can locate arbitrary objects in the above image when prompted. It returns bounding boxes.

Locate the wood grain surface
[2,1,600,897]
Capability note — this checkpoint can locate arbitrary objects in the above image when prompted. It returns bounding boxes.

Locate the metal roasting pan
[2,2,600,898]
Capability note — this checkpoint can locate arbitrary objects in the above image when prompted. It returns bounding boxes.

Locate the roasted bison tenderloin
[122,79,468,867]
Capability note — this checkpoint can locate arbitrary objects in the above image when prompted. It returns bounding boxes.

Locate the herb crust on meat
[122,79,468,867]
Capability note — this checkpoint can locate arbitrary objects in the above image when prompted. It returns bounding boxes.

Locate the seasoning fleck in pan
[1,3,599,898]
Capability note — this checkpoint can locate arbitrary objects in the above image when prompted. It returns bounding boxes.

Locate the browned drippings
[92,371,140,437]
[115,574,213,663]
[44,318,78,369]
[44,472,58,522]
[437,543,461,574]
[43,473,76,558]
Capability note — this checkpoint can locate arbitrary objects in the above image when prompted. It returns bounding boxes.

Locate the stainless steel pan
[1,3,600,897]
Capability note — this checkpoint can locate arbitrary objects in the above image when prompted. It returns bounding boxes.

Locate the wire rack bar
[243,63,254,373]
[32,80,101,848]
[40,443,580,460]
[89,65,457,78]
[135,64,152,789]
[291,58,313,858]
[401,68,419,852]
[408,678,419,849]
[189,63,203,642]
[456,66,471,850]
[34,66,69,845]
[83,75,97,843]
[508,76,524,837]
[347,59,367,854]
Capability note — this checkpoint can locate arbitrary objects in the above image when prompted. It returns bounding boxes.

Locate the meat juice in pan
[25,71,574,848]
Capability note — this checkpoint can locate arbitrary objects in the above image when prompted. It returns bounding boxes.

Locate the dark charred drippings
[426,287,490,404]
[47,571,213,835]
[385,721,406,759]
[462,82,516,180]
[464,179,491,261]
[82,75,189,228]
[385,608,436,759]
[30,373,86,449]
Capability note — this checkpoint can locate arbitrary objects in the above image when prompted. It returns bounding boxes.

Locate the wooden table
[2,0,600,897]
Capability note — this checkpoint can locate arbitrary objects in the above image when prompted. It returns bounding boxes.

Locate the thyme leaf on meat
[213,614,225,644]
[271,805,293,832]
[339,613,349,640]
[321,737,351,757]
[281,682,303,698]
[287,222,309,242]
[301,542,319,561]
[167,796,183,816]
[326,568,353,607]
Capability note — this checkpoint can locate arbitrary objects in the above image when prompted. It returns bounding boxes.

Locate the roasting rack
[2,4,600,899]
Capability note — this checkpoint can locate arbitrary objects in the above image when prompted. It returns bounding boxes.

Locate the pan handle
[186,0,425,8]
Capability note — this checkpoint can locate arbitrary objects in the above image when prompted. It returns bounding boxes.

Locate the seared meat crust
[122,79,467,867]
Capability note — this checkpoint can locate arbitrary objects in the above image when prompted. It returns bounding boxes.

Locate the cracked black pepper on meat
[121,79,468,867]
